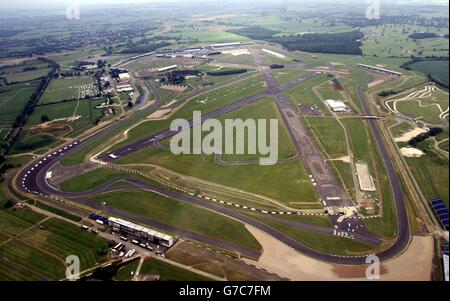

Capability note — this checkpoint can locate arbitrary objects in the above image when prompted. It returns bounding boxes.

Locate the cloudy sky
[0,0,446,10]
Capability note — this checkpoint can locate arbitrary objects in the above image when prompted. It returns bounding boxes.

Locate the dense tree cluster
[270,64,285,69]
[378,90,397,97]
[121,42,172,54]
[228,26,280,40]
[158,70,203,85]
[272,31,364,55]
[408,32,438,40]
[229,26,364,55]
[206,69,247,76]
[409,128,444,147]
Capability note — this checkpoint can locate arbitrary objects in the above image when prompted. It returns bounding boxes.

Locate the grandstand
[431,199,449,230]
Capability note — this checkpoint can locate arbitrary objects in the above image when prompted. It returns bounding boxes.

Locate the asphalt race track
[15,57,410,265]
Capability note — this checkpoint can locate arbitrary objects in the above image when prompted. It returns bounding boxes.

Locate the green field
[218,97,298,161]
[408,60,449,87]
[27,98,104,134]
[405,141,449,206]
[361,24,449,58]
[19,218,110,271]
[316,80,343,100]
[60,168,146,192]
[223,15,353,36]
[40,77,94,103]
[116,98,318,208]
[284,75,331,116]
[0,210,37,236]
[0,240,66,281]
[304,117,347,158]
[33,201,82,222]
[342,118,397,239]
[0,205,110,281]
[110,75,266,152]
[113,259,140,281]
[389,122,414,138]
[162,28,250,44]
[396,101,445,124]
[272,69,309,84]
[0,60,51,83]
[126,57,179,71]
[0,81,40,128]
[5,67,51,83]
[140,259,212,281]
[9,133,56,155]
[90,190,262,252]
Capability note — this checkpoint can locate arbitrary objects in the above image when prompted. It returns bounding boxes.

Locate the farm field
[0,81,40,128]
[0,206,110,281]
[162,28,250,44]
[5,67,51,83]
[361,24,449,58]
[89,190,262,252]
[19,218,110,271]
[222,15,353,35]
[27,98,104,132]
[39,77,95,104]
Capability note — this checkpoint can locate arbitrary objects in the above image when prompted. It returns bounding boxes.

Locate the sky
[0,0,446,10]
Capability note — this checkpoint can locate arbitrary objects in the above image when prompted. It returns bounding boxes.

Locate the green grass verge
[89,190,262,252]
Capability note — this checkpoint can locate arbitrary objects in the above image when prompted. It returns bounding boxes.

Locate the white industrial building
[444,254,449,281]
[109,217,176,248]
[116,84,133,93]
[118,73,131,81]
[209,42,242,48]
[157,65,178,72]
[355,162,376,192]
[357,64,403,76]
[325,99,347,112]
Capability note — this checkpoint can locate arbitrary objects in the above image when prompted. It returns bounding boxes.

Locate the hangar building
[325,99,347,112]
